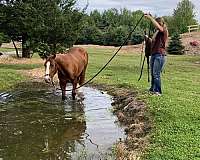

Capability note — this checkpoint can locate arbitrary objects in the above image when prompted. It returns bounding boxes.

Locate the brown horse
[44,47,88,100]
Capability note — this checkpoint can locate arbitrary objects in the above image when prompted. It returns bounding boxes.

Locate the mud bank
[90,84,151,160]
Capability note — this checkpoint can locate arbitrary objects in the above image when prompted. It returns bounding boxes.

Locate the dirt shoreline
[90,84,151,160]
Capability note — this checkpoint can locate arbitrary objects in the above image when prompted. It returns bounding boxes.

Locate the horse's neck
[152,30,159,41]
[55,58,66,76]
[145,38,152,47]
[145,38,152,56]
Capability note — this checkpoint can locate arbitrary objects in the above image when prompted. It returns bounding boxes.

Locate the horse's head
[144,34,152,57]
[44,54,57,83]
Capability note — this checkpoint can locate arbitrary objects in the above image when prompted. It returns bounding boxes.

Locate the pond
[0,82,124,160]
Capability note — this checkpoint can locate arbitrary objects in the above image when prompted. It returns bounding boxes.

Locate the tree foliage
[1,0,198,56]
[167,32,185,55]
[76,9,150,46]
[76,1,198,45]
[0,0,84,58]
[0,32,10,46]
[172,0,197,33]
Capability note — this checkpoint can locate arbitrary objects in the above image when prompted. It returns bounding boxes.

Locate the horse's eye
[50,64,54,67]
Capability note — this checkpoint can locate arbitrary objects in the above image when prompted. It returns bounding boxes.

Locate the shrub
[76,25,103,45]
[167,32,185,55]
[131,32,144,45]
[103,26,129,46]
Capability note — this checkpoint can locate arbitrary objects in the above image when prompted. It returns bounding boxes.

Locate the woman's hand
[144,13,164,32]
[144,13,152,19]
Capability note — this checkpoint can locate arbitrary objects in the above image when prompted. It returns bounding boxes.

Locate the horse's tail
[79,71,85,85]
[79,50,88,86]
[79,64,88,85]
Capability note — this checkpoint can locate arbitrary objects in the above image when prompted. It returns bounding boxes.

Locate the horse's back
[68,47,88,63]
[57,47,87,64]
[56,47,88,81]
[61,47,88,66]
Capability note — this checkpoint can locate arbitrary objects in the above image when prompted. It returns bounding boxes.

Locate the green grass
[0,58,42,90]
[0,63,41,70]
[0,47,16,52]
[85,48,200,160]
[0,68,25,90]
[0,47,199,159]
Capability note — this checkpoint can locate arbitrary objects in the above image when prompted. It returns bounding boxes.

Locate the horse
[138,34,152,82]
[44,47,88,100]
[144,35,152,57]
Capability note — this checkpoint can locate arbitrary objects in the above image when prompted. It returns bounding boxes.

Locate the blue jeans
[149,53,166,94]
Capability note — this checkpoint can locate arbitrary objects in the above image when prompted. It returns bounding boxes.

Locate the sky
[75,0,200,23]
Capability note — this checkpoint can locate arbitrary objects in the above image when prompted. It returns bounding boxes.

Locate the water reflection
[0,82,124,160]
[0,91,86,159]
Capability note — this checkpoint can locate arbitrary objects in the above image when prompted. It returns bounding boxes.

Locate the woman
[144,13,168,95]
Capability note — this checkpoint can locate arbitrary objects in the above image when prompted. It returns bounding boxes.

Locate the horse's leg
[72,78,78,100]
[59,80,67,100]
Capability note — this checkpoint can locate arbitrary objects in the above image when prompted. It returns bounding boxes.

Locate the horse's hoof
[62,96,66,101]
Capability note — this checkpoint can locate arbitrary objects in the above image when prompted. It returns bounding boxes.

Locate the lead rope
[55,14,144,92]
[138,38,146,81]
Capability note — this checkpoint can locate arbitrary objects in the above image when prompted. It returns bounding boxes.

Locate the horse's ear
[144,30,147,35]
[52,54,56,59]
[44,53,48,59]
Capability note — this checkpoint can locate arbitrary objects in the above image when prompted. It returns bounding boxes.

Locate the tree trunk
[22,34,31,58]
[11,39,20,58]
[22,47,31,58]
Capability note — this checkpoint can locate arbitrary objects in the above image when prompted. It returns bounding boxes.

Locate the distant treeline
[0,0,198,58]
[76,0,198,46]
[76,9,149,46]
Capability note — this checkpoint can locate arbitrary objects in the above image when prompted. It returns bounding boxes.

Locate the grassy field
[86,48,200,160]
[0,47,16,52]
[0,54,42,90]
[0,47,200,159]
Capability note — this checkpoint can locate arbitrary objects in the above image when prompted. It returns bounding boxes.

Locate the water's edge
[0,82,125,160]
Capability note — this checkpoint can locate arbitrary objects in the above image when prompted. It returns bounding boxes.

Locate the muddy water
[0,82,124,160]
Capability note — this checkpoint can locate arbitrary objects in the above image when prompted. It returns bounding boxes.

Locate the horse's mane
[145,38,152,56]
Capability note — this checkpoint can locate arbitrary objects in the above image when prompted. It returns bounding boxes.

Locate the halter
[44,74,50,77]
[44,73,56,88]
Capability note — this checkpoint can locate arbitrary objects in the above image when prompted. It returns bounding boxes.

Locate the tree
[167,32,185,55]
[76,8,148,46]
[103,25,129,46]
[76,25,103,45]
[102,8,119,27]
[130,31,144,45]
[0,0,84,58]
[32,0,84,56]
[1,0,39,57]
[90,10,102,28]
[173,0,197,33]
[0,32,10,47]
